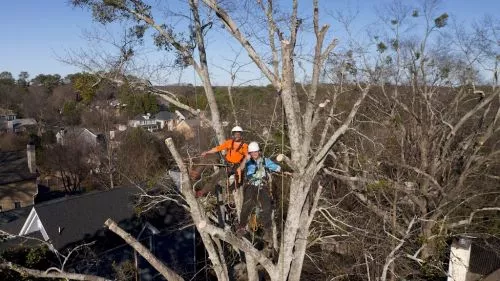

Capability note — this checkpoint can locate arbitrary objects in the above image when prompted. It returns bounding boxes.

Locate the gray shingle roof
[33,186,139,250]
[469,238,500,275]
[0,151,36,185]
[0,205,33,234]
[155,111,176,121]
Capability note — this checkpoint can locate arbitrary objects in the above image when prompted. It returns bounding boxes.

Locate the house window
[14,202,21,209]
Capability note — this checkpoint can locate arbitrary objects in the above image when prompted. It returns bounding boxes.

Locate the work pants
[239,183,272,230]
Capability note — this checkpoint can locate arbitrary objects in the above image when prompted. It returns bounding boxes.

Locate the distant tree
[61,100,82,125]
[0,71,14,85]
[41,141,91,193]
[0,72,22,109]
[22,86,53,123]
[118,83,159,116]
[17,71,29,87]
[31,74,61,92]
[116,127,170,184]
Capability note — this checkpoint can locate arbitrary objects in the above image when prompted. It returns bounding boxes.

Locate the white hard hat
[231,126,243,133]
[248,142,260,153]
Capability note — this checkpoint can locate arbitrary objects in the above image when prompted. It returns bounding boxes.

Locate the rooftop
[0,151,37,185]
[132,111,176,121]
[30,186,140,250]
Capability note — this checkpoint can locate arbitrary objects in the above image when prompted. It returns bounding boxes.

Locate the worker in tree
[195,126,248,197]
[236,141,281,243]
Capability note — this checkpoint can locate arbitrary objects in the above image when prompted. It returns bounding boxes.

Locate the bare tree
[42,140,91,193]
[319,2,500,280]
[66,0,372,280]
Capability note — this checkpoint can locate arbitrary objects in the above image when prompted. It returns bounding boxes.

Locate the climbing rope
[280,92,285,277]
[262,95,281,156]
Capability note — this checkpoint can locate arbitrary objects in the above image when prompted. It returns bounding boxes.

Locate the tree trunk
[420,221,438,260]
[287,201,311,281]
[246,256,259,281]
[165,138,231,281]
[278,177,311,280]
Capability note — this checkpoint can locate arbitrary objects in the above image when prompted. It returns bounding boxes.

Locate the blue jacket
[245,157,281,185]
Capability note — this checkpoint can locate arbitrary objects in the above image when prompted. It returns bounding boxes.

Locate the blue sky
[0,0,498,85]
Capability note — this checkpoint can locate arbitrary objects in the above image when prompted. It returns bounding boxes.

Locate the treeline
[0,71,161,128]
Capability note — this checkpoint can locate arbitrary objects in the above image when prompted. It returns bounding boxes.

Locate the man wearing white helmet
[236,141,281,243]
[201,126,247,163]
[196,126,248,197]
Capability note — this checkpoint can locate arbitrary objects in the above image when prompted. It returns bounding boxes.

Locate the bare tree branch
[104,219,184,281]
[0,260,110,281]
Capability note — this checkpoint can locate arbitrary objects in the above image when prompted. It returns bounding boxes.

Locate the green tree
[62,101,82,125]
[31,74,61,92]
[0,71,14,85]
[118,83,159,116]
[17,71,29,87]
[70,72,99,103]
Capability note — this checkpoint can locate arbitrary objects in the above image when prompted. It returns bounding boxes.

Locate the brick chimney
[27,144,36,174]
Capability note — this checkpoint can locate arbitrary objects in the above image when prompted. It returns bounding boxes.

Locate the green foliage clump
[367,180,389,191]
[70,72,99,103]
[377,42,387,53]
[25,246,49,268]
[0,245,54,281]
[31,74,61,92]
[118,83,159,116]
[62,100,82,125]
[112,260,137,281]
[434,13,449,28]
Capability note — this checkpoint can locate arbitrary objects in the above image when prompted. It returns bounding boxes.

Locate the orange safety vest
[214,139,248,164]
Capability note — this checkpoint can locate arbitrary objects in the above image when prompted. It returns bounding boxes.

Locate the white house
[56,127,102,147]
[128,111,178,132]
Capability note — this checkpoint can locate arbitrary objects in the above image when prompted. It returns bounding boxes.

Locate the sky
[0,0,498,85]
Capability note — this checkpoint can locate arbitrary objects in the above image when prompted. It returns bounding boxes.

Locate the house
[4,118,37,133]
[128,111,178,132]
[17,186,140,250]
[0,186,196,280]
[56,127,104,147]
[0,205,33,235]
[0,144,39,211]
[447,237,500,281]
[0,108,37,133]
[0,108,16,121]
